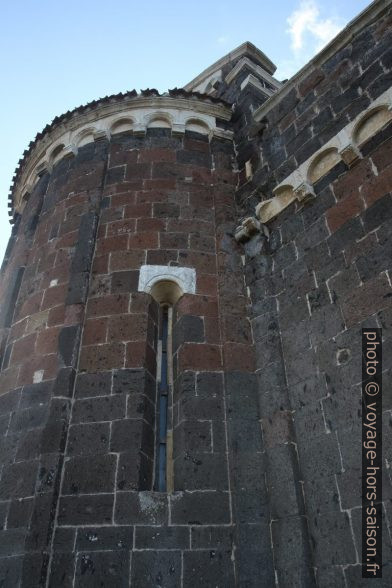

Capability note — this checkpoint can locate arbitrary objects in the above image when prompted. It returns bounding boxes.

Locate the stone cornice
[253,0,391,122]
[255,87,392,224]
[184,42,277,93]
[9,93,232,217]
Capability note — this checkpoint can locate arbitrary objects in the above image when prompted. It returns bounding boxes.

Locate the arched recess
[149,279,183,494]
[74,127,96,148]
[184,117,210,135]
[110,117,134,134]
[146,112,172,129]
[353,105,392,146]
[49,144,66,165]
[308,147,341,184]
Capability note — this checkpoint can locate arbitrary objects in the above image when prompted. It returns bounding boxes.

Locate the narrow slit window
[155,304,174,493]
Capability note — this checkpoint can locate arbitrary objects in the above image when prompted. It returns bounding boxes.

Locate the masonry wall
[235,5,392,587]
[0,123,271,587]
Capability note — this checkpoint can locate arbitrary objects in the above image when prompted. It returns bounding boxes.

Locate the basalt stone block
[49,553,75,588]
[131,551,181,588]
[75,551,129,588]
[183,551,235,588]
[62,454,116,495]
[72,395,126,424]
[58,325,80,367]
[174,452,229,491]
[58,494,114,526]
[74,371,112,398]
[115,491,167,525]
[170,491,230,525]
[0,460,39,500]
[135,526,189,550]
[76,526,133,551]
[67,422,110,456]
[117,450,153,491]
[173,315,204,350]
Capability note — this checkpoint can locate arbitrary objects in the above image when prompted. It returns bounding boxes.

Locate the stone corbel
[256,186,296,223]
[63,144,78,158]
[172,123,186,135]
[339,144,362,167]
[93,129,108,141]
[294,182,315,204]
[234,216,261,242]
[133,122,146,136]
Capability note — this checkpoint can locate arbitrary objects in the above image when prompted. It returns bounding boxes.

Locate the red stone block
[111,192,137,207]
[10,333,38,365]
[223,342,256,371]
[196,275,218,296]
[79,342,125,371]
[178,251,216,273]
[41,284,68,311]
[128,232,158,249]
[17,353,59,386]
[106,219,136,237]
[136,190,169,204]
[136,218,166,232]
[96,235,129,255]
[35,326,61,355]
[83,318,108,345]
[333,158,373,201]
[110,250,146,271]
[176,295,218,318]
[139,149,176,163]
[125,341,156,374]
[179,343,222,371]
[109,147,139,167]
[125,162,151,181]
[143,178,176,190]
[92,254,109,275]
[371,136,392,172]
[361,165,392,207]
[8,319,27,343]
[123,203,152,219]
[326,192,365,233]
[104,181,143,196]
[107,314,148,343]
[48,305,66,327]
[87,294,129,317]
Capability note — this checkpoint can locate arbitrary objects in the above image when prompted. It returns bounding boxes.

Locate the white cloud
[276,1,343,80]
[217,36,229,45]
[287,0,342,53]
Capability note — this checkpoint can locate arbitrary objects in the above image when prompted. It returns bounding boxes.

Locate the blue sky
[0,0,370,263]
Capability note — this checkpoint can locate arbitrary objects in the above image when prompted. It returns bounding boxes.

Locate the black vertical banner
[362,328,382,578]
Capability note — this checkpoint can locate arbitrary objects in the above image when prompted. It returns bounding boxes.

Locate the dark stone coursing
[0,3,391,587]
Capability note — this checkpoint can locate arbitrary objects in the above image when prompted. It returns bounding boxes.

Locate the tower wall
[1,2,392,586]
[0,120,268,586]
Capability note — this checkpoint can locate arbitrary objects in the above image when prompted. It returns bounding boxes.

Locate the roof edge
[254,0,391,121]
[184,41,277,93]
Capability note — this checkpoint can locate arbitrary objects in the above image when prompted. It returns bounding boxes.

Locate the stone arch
[353,105,392,146]
[145,112,172,129]
[138,265,196,302]
[150,279,184,305]
[110,117,134,134]
[307,147,341,184]
[256,184,295,223]
[184,117,210,135]
[49,143,66,165]
[74,127,97,147]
